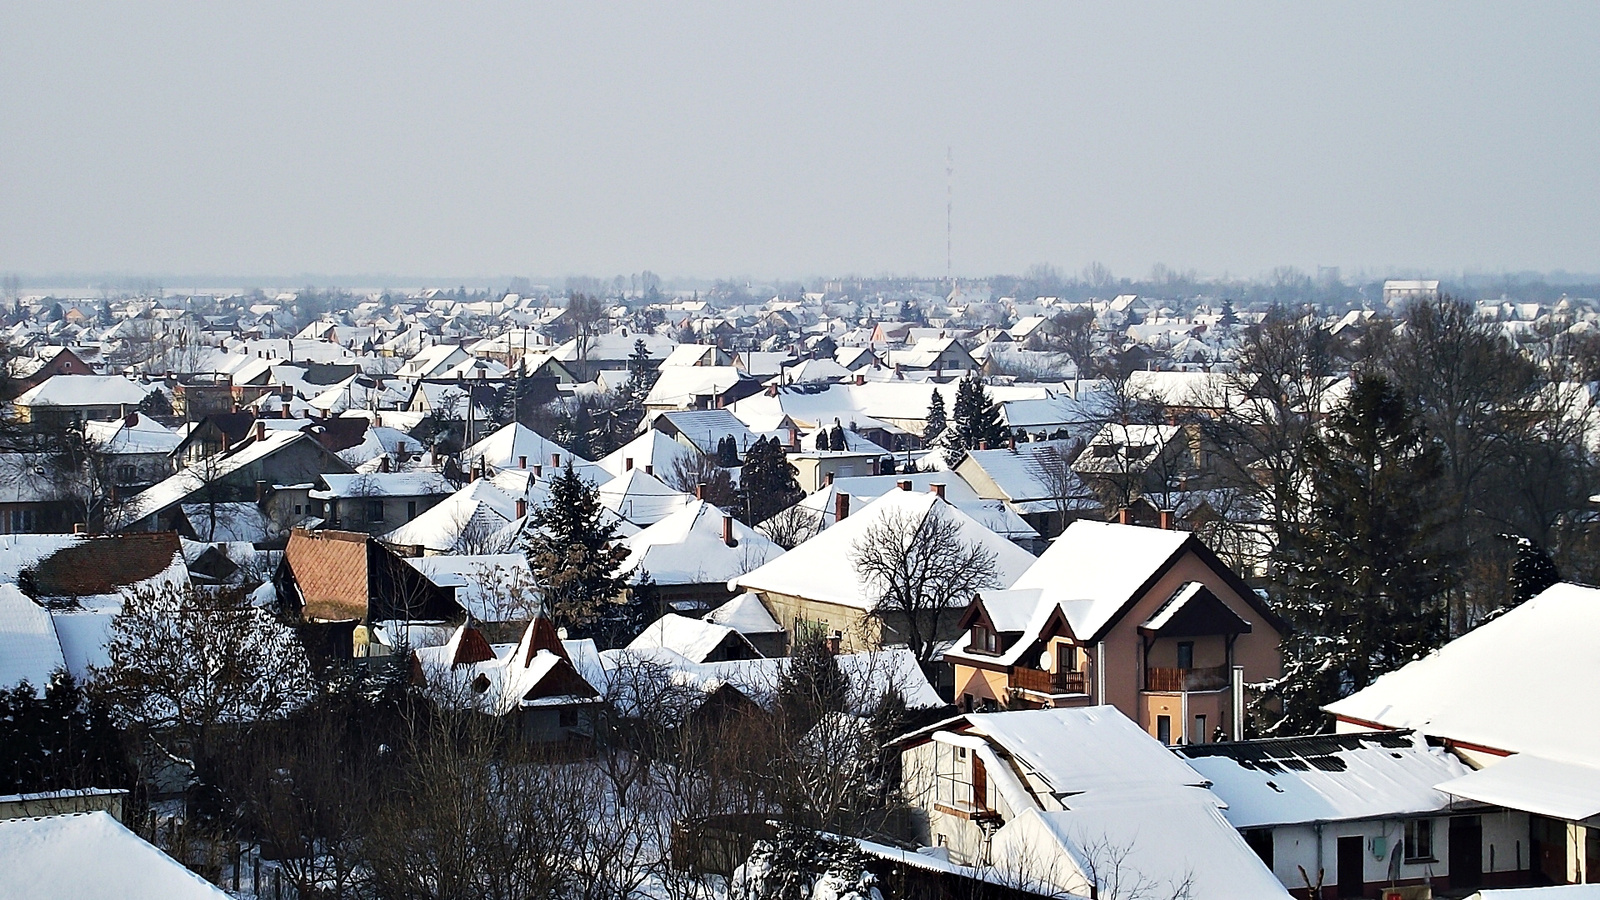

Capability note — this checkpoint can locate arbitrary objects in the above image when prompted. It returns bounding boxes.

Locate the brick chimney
[552,453,561,469]
[518,455,527,470]
[124,412,138,427]
[624,457,633,471]
[824,472,835,486]
[254,420,266,443]
[722,514,736,547]
[379,456,391,473]
[854,373,865,386]
[515,498,527,518]
[532,463,543,478]
[835,492,850,522]
[898,479,912,491]
[826,631,842,655]
[1159,509,1173,530]
[644,464,653,476]
[1118,507,1132,525]
[695,482,706,501]
[930,482,945,500]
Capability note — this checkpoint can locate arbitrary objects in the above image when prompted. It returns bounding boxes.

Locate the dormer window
[970,625,998,654]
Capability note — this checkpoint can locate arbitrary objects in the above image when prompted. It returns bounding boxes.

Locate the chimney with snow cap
[898,479,912,491]
[930,483,945,500]
[254,420,266,443]
[515,498,527,518]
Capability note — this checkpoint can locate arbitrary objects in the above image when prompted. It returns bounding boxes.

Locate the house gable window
[970,625,998,654]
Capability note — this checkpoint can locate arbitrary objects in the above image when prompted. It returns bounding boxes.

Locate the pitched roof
[1324,582,1600,767]
[0,811,231,900]
[26,533,185,602]
[625,613,753,663]
[706,592,784,635]
[0,584,66,694]
[1008,520,1191,642]
[733,490,1036,610]
[1177,730,1473,829]
[620,499,783,585]
[15,375,152,408]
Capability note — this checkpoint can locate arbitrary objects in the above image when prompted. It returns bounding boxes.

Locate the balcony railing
[1010,666,1088,696]
[1145,664,1229,692]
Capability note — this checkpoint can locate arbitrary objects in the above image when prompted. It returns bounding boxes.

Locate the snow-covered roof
[461,422,591,473]
[959,440,1097,507]
[0,584,66,694]
[1433,752,1600,823]
[0,811,231,900]
[601,645,942,711]
[381,478,535,554]
[1177,730,1473,829]
[415,618,600,716]
[595,430,701,480]
[733,490,1036,610]
[314,472,455,499]
[118,430,314,526]
[992,798,1289,900]
[625,613,753,663]
[1324,583,1600,767]
[644,366,756,409]
[705,592,784,635]
[620,499,783,585]
[15,374,152,408]
[597,468,694,527]
[82,414,181,455]
[404,553,538,622]
[1008,520,1191,642]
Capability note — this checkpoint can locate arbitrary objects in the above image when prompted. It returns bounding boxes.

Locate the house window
[366,500,385,523]
[970,625,997,654]
[1156,715,1172,745]
[1177,641,1194,670]
[294,505,303,516]
[116,464,136,483]
[1058,643,1078,672]
[1243,829,1274,868]
[1404,819,1434,863]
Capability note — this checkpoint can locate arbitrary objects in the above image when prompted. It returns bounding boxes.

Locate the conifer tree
[737,436,802,524]
[1507,535,1561,605]
[943,373,1007,467]
[1262,373,1457,734]
[523,463,630,641]
[924,389,947,443]
[621,338,658,411]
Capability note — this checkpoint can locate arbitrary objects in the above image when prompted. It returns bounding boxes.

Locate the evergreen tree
[592,571,659,650]
[1506,534,1561,605]
[621,338,658,411]
[523,463,630,641]
[1262,373,1457,734]
[777,628,848,735]
[828,424,845,452]
[924,390,947,443]
[717,435,740,468]
[943,373,1007,467]
[0,673,129,794]
[1218,298,1239,327]
[738,436,803,524]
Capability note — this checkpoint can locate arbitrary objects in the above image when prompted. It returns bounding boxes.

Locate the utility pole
[946,146,953,287]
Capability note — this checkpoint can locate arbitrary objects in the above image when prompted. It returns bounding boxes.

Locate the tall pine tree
[943,373,1008,467]
[523,463,631,642]
[738,436,802,524]
[1263,373,1457,734]
[924,390,947,443]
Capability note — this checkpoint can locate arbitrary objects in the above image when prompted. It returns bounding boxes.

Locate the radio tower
[945,146,953,286]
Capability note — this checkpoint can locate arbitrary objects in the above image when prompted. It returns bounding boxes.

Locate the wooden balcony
[1145,664,1229,692]
[1010,666,1088,696]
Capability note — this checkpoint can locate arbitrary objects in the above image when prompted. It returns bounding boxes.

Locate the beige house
[730,487,1037,657]
[944,519,1282,746]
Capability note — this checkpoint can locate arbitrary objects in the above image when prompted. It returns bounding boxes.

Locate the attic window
[970,625,998,654]
[471,674,490,694]
[1092,444,1119,458]
[1127,444,1156,460]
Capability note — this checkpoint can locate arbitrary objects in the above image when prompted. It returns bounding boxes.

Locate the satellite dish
[1039,650,1053,671]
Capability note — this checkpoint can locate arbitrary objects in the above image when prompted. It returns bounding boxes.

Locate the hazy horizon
[4,3,1599,281]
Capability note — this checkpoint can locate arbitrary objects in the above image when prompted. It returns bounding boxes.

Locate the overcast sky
[3,3,1598,283]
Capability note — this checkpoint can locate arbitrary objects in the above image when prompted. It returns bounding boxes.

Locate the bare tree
[96,583,315,792]
[757,503,821,551]
[664,451,738,509]
[851,503,1001,667]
